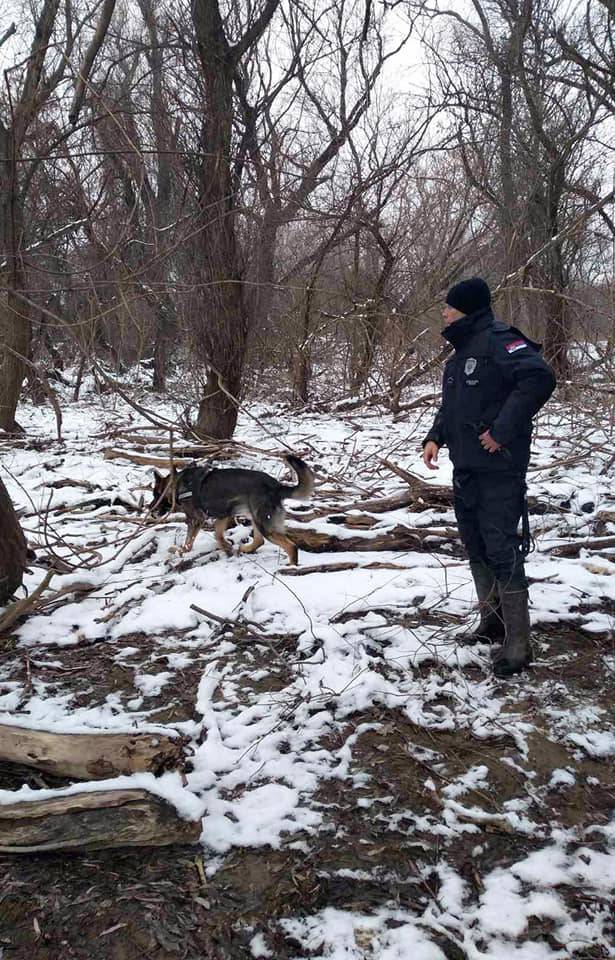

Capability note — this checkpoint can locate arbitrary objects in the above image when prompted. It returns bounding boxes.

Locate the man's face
[442,304,465,326]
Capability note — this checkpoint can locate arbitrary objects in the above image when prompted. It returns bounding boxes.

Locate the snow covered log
[0,789,202,852]
[551,535,615,558]
[379,463,562,516]
[0,725,187,780]
[288,523,458,554]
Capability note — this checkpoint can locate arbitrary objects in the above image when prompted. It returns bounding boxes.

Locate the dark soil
[1,579,613,958]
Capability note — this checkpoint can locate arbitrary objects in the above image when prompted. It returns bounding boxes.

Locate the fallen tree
[288,522,459,554]
[0,725,188,779]
[551,535,615,558]
[0,788,202,852]
[103,447,195,468]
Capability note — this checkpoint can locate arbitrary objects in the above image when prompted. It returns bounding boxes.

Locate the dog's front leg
[178,523,201,555]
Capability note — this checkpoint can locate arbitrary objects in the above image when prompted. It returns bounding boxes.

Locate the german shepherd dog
[151,455,313,565]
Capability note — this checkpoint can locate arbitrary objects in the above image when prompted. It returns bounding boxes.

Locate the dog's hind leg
[214,517,233,556]
[239,526,265,554]
[267,532,298,566]
[250,501,297,565]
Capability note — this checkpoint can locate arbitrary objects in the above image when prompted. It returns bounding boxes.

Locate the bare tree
[424,0,603,378]
[188,0,280,439]
[0,0,64,432]
[0,0,118,431]
[555,1,615,116]
[187,0,414,436]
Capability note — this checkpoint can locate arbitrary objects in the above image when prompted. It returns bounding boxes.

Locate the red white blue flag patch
[505,339,527,353]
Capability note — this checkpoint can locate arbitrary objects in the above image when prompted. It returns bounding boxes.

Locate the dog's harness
[176,464,214,505]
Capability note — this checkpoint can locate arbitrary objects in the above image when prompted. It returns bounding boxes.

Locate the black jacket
[423,307,556,473]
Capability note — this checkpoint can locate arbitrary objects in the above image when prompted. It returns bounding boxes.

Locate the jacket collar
[442,306,494,350]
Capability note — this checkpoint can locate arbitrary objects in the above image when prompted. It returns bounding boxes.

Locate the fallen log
[279,560,416,576]
[103,434,235,459]
[381,461,453,505]
[343,491,418,514]
[279,561,360,576]
[551,535,615,558]
[288,489,443,524]
[42,477,101,492]
[103,447,195,468]
[326,513,378,529]
[379,467,569,517]
[103,442,307,469]
[288,523,459,554]
[393,392,441,416]
[288,491,412,523]
[0,788,202,852]
[51,495,139,515]
[0,725,188,779]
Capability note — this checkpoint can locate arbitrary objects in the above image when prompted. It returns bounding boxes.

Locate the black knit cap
[446,277,491,316]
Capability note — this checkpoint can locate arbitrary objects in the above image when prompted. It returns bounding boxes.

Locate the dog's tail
[280,454,314,500]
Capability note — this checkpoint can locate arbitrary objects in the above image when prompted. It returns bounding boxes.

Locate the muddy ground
[1,616,613,960]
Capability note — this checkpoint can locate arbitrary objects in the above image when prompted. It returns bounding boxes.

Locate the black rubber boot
[492,585,533,678]
[460,562,505,645]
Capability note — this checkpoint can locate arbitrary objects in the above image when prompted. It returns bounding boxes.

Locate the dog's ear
[153,469,163,481]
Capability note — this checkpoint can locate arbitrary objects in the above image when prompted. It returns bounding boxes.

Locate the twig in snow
[0,570,55,636]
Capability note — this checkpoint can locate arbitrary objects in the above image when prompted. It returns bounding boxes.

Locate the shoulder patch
[505,339,528,353]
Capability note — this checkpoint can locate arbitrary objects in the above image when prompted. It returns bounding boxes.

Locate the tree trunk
[0,123,30,433]
[349,223,394,393]
[152,306,171,392]
[351,301,384,393]
[536,178,570,380]
[542,289,570,379]
[247,211,278,337]
[196,364,244,440]
[292,346,312,403]
[0,476,27,603]
[191,0,249,440]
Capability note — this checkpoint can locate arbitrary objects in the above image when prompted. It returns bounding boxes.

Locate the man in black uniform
[423,278,556,678]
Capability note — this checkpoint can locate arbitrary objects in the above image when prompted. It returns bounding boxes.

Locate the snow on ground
[0,376,614,958]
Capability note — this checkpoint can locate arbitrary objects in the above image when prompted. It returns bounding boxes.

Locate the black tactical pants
[453,470,529,587]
